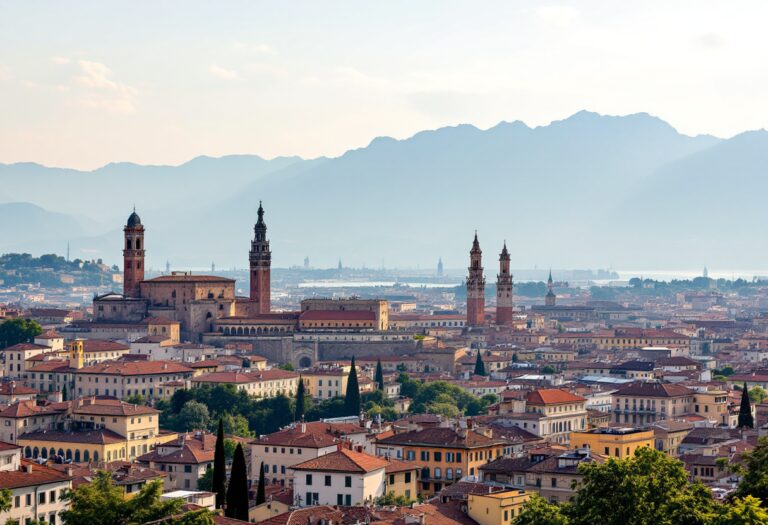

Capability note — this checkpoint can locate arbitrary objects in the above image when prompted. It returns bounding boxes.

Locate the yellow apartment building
[570,426,653,459]
[468,490,530,525]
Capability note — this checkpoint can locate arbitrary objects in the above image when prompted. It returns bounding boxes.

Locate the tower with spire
[466,232,486,327]
[249,201,271,314]
[437,257,444,277]
[545,269,556,306]
[496,242,514,325]
[123,208,145,298]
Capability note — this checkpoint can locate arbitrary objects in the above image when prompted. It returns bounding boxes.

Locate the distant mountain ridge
[2,110,766,270]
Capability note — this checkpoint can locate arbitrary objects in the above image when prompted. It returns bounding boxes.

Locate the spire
[500,241,509,258]
[471,231,481,253]
[548,268,553,284]
[256,201,265,227]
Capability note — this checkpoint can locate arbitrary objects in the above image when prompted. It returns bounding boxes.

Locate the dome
[127,210,142,227]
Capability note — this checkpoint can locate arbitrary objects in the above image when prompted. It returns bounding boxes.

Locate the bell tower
[545,269,557,306]
[68,340,84,369]
[496,242,514,325]
[466,232,486,327]
[123,209,145,298]
[249,201,271,314]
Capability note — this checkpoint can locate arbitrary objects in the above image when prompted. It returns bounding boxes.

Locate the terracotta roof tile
[291,448,388,473]
[525,389,586,405]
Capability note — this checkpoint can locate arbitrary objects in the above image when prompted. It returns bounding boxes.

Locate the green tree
[219,413,253,438]
[61,471,182,525]
[397,373,422,399]
[225,444,249,522]
[0,488,12,513]
[177,401,210,431]
[375,491,414,506]
[568,447,714,525]
[716,496,768,525]
[256,461,266,505]
[345,356,361,417]
[739,382,754,429]
[541,365,556,375]
[159,509,216,525]
[279,363,295,371]
[295,377,306,422]
[473,352,486,376]
[514,494,570,525]
[736,436,768,502]
[749,387,768,404]
[62,383,68,402]
[125,393,146,406]
[212,418,226,509]
[375,358,385,390]
[197,467,213,491]
[0,318,42,349]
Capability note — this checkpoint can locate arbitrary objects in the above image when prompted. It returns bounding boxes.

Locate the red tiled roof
[194,369,298,384]
[0,383,38,395]
[77,360,193,376]
[252,422,364,448]
[81,340,130,352]
[1,343,50,352]
[376,428,508,449]
[526,389,586,405]
[137,432,215,465]
[73,398,159,417]
[0,400,67,418]
[258,506,343,525]
[143,275,234,283]
[0,460,72,489]
[19,429,126,445]
[613,381,693,397]
[291,448,388,473]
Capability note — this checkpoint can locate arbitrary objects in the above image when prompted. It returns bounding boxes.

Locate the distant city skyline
[2,1,768,169]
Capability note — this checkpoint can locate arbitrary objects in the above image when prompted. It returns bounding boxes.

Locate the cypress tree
[61,384,68,402]
[212,418,227,509]
[295,376,306,422]
[474,352,486,376]
[375,358,385,390]
[225,443,249,521]
[739,382,754,429]
[345,356,361,417]
[256,461,266,505]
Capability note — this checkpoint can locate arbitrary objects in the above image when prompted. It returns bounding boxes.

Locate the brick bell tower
[496,242,514,326]
[249,201,271,314]
[123,208,145,298]
[466,232,486,327]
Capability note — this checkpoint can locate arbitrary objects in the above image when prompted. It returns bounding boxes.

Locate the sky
[1,1,767,170]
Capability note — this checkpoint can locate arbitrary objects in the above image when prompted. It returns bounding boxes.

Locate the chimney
[24,464,33,473]
[66,466,74,477]
[301,422,306,433]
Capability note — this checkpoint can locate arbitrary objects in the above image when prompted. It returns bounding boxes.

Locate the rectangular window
[389,474,395,485]
[345,475,352,487]
[325,475,332,486]
[456,453,461,463]
[420,451,429,461]
[306,474,313,485]
[434,451,442,462]
[337,494,343,505]
[345,494,351,506]
[405,472,412,483]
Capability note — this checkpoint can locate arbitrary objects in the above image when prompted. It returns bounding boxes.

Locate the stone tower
[496,242,514,325]
[545,269,557,306]
[437,257,444,277]
[466,232,486,327]
[249,201,271,314]
[123,209,145,298]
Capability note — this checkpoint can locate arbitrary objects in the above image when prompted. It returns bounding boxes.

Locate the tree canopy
[0,318,42,349]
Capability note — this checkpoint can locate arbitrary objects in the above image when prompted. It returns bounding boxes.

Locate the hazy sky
[1,1,767,170]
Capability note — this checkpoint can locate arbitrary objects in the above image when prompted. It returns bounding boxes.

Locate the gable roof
[376,427,507,449]
[613,381,693,397]
[291,448,388,473]
[526,389,586,405]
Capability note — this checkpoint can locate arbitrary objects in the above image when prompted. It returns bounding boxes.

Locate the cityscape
[3,2,768,525]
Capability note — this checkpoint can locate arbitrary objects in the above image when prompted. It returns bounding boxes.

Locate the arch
[58,448,64,458]
[74,450,81,463]
[257,327,262,334]
[49,448,55,459]
[250,327,256,336]
[446,468,453,480]
[224,327,230,335]
[136,238,141,250]
[41,448,48,459]
[65,449,72,461]
[32,447,39,458]
[94,451,99,462]
[84,450,90,462]
[218,327,224,333]
[24,446,32,458]
[237,327,243,336]
[299,356,312,368]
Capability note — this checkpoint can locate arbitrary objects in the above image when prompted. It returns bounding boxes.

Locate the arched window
[74,450,81,462]
[434,467,441,479]
[32,447,39,458]
[41,448,48,459]
[66,449,73,461]
[218,327,224,333]
[126,238,132,250]
[24,447,31,458]
[58,448,64,458]
[84,450,90,462]
[224,327,230,335]
[237,327,243,336]
[94,451,99,462]
[421,467,430,479]
[136,238,141,250]
[446,468,453,480]
[257,327,262,334]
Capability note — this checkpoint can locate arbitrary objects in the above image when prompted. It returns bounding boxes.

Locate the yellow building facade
[570,427,653,459]
[468,490,530,525]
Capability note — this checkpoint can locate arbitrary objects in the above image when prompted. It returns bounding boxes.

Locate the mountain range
[1,110,766,271]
